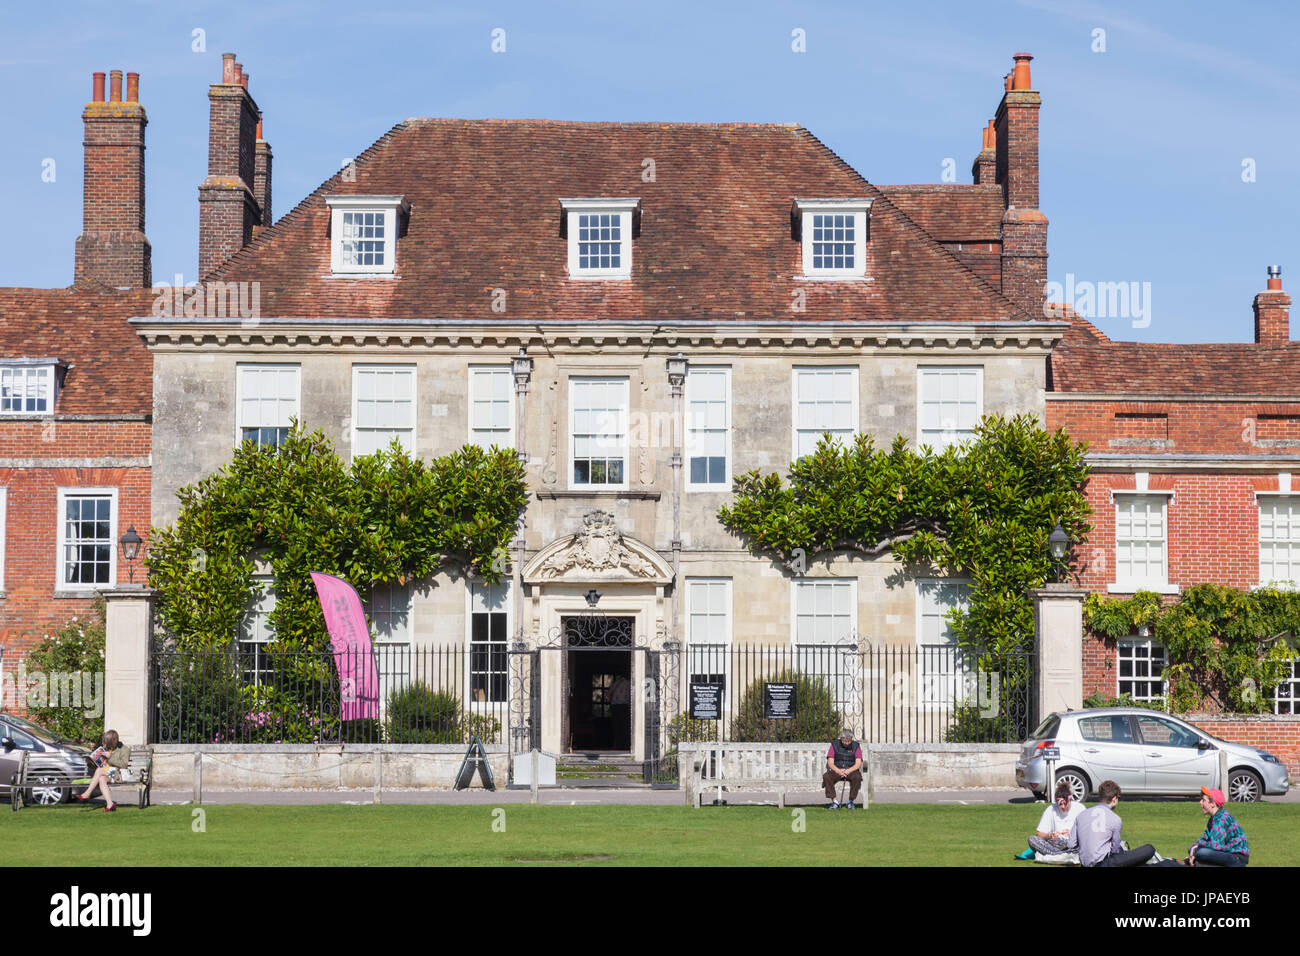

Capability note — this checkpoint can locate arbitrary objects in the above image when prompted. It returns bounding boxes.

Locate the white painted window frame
[568,376,631,491]
[684,366,732,492]
[916,366,984,451]
[468,365,516,451]
[351,364,416,457]
[560,198,639,280]
[794,198,872,280]
[54,487,118,594]
[915,577,974,708]
[466,578,511,708]
[789,578,857,644]
[790,577,858,714]
[1109,489,1177,594]
[235,364,301,449]
[1274,652,1300,715]
[685,577,733,693]
[1257,494,1300,589]
[791,366,859,461]
[1117,636,1167,703]
[326,195,405,276]
[0,363,58,415]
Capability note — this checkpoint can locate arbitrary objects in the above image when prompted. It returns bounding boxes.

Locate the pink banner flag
[309,572,379,721]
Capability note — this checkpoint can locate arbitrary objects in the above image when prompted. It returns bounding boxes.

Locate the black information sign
[453,737,496,791]
[690,682,723,720]
[764,682,796,719]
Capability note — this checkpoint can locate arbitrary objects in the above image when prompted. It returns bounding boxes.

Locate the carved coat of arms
[536,510,655,579]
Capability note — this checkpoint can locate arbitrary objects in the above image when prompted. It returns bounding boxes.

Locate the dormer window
[793,198,873,279]
[560,198,640,279]
[326,195,407,276]
[0,360,65,415]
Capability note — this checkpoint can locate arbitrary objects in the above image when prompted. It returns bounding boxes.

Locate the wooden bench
[9,747,154,811]
[690,743,870,809]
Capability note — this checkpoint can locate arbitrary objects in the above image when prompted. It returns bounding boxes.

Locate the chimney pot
[234,62,244,84]
[256,116,264,140]
[126,72,139,103]
[222,52,236,83]
[1012,52,1033,90]
[1267,265,1282,290]
[109,69,122,102]
[1004,71,1013,91]
[240,72,249,90]
[92,72,105,102]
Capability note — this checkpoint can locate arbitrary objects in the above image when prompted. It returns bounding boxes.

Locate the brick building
[1046,277,1300,730]
[0,70,157,682]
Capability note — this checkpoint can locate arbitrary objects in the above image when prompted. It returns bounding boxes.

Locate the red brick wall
[1047,398,1300,455]
[1074,469,1287,701]
[1184,713,1300,778]
[0,464,151,660]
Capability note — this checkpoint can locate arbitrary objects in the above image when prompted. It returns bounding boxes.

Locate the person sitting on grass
[823,727,864,810]
[76,729,131,812]
[1066,779,1156,867]
[1016,780,1086,860]
[1185,787,1249,867]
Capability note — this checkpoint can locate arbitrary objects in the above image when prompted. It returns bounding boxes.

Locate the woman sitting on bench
[77,729,132,812]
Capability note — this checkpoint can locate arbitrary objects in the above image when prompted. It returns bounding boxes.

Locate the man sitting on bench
[824,728,864,810]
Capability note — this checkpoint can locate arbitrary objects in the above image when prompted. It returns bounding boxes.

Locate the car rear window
[1030,715,1060,740]
[1079,715,1135,743]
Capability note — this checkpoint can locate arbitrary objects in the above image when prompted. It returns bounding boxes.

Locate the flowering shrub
[16,602,107,745]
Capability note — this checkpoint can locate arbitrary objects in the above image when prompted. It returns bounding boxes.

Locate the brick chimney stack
[971,120,996,184]
[254,115,273,233]
[74,69,151,288]
[1254,266,1292,345]
[198,52,268,276]
[994,52,1048,318]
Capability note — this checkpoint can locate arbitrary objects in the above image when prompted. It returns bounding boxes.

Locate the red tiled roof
[1051,312,1300,394]
[876,184,1004,242]
[208,120,1031,323]
[0,287,155,415]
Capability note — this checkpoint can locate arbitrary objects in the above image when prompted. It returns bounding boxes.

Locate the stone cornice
[128,317,1067,354]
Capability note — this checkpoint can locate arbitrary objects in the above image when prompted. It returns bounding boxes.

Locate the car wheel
[29,773,70,806]
[1228,769,1263,803]
[1052,768,1090,803]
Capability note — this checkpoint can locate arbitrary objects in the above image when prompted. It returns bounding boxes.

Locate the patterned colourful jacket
[1193,808,1249,856]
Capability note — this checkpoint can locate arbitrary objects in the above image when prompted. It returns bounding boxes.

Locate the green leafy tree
[719,414,1093,654]
[145,426,526,743]
[147,425,528,652]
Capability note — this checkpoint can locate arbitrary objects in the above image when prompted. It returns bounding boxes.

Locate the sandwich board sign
[454,736,496,791]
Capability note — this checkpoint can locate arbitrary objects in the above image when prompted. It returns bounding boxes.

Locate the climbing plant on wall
[1086,585,1300,713]
[146,425,528,651]
[718,414,1093,655]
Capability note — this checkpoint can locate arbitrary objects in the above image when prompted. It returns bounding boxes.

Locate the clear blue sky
[1,0,1296,343]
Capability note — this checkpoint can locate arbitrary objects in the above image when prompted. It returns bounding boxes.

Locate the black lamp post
[119,525,143,584]
[1047,522,1070,583]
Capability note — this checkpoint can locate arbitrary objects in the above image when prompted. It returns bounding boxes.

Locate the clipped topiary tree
[386,683,462,744]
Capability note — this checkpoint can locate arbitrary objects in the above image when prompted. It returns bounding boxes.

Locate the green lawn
[3,801,1295,866]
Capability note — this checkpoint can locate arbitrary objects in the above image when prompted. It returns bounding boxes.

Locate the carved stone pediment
[523,510,673,585]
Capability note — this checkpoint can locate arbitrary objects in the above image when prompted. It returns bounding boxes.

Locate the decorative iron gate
[508,610,680,786]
